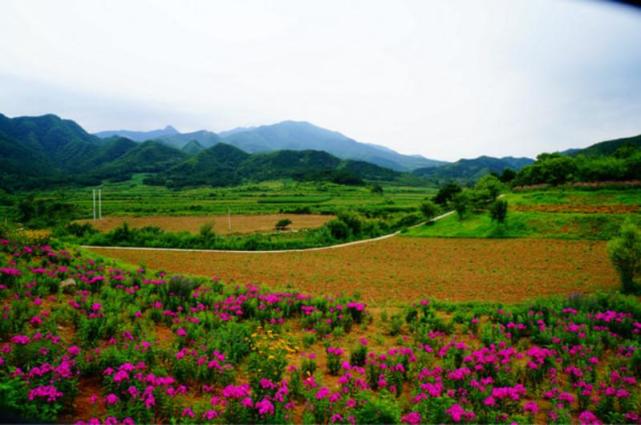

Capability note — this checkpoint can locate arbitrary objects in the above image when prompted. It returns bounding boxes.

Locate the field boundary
[82,210,456,254]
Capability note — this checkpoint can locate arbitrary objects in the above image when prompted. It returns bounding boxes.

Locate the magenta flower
[176,327,187,337]
[256,399,275,416]
[105,393,119,405]
[523,401,539,414]
[578,411,602,425]
[447,404,465,423]
[401,412,421,425]
[316,387,330,400]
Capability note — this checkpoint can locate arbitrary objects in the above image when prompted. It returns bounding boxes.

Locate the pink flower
[402,412,421,425]
[176,328,187,337]
[256,399,275,416]
[182,408,195,418]
[203,410,219,420]
[523,401,539,414]
[316,387,330,400]
[105,393,119,405]
[68,345,81,356]
[447,404,465,423]
[578,411,601,425]
[91,303,102,312]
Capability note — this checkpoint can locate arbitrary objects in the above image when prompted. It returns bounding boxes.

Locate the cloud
[1,0,640,161]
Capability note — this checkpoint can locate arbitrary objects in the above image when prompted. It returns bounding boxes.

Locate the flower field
[1,236,640,424]
[76,214,334,235]
[89,238,618,304]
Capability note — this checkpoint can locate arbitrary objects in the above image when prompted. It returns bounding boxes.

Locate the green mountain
[570,134,641,157]
[413,156,533,182]
[158,130,222,150]
[181,139,205,155]
[220,121,445,171]
[0,113,101,171]
[0,114,405,190]
[155,143,401,188]
[96,121,445,171]
[91,141,187,178]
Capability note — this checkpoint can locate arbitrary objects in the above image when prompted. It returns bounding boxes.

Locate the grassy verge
[403,210,640,240]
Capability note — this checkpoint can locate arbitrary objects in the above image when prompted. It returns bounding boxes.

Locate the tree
[473,175,503,205]
[199,222,216,241]
[607,220,641,294]
[490,199,508,223]
[370,183,384,195]
[452,192,470,220]
[419,200,439,221]
[432,182,462,206]
[499,168,517,183]
[275,218,292,231]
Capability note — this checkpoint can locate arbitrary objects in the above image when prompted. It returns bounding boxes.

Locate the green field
[404,189,641,240]
[24,174,435,219]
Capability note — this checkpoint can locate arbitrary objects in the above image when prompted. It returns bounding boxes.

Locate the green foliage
[490,199,508,223]
[419,200,440,221]
[433,182,462,206]
[608,219,641,293]
[275,218,292,231]
[354,393,401,424]
[452,191,470,220]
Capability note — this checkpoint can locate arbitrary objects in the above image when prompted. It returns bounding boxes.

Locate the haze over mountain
[94,126,179,142]
[96,121,446,171]
[0,113,403,190]
[2,112,639,192]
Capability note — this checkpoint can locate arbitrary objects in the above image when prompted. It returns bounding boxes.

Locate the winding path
[80,211,456,254]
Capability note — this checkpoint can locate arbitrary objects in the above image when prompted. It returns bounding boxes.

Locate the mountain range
[2,112,638,191]
[95,120,445,171]
[0,113,403,190]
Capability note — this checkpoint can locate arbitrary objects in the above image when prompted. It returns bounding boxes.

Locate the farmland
[76,214,333,235]
[1,236,640,424]
[88,237,618,305]
[23,176,435,219]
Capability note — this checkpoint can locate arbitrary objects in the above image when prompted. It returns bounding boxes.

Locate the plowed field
[77,214,333,235]
[88,237,617,305]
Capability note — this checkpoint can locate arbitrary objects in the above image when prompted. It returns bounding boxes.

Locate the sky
[1,0,640,161]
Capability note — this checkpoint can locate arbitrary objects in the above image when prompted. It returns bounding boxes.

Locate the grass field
[88,237,617,305]
[32,175,435,218]
[405,189,641,240]
[76,214,334,235]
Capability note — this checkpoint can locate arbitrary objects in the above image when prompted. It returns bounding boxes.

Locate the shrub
[275,218,292,231]
[490,199,508,223]
[608,220,641,293]
[419,200,440,221]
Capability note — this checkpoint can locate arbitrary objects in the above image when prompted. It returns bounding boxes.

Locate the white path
[83,209,455,254]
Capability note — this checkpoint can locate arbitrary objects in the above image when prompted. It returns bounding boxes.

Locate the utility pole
[92,189,96,221]
[98,189,102,219]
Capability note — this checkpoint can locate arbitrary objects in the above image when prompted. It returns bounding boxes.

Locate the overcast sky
[1,0,640,161]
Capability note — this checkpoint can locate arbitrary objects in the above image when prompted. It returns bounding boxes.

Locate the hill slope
[155,143,401,188]
[570,134,641,157]
[220,121,445,171]
[413,156,533,181]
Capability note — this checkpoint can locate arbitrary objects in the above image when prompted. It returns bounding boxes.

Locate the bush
[354,393,401,424]
[608,220,641,293]
[275,218,292,231]
[419,200,439,221]
[326,219,350,240]
[490,199,508,223]
[433,182,462,206]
